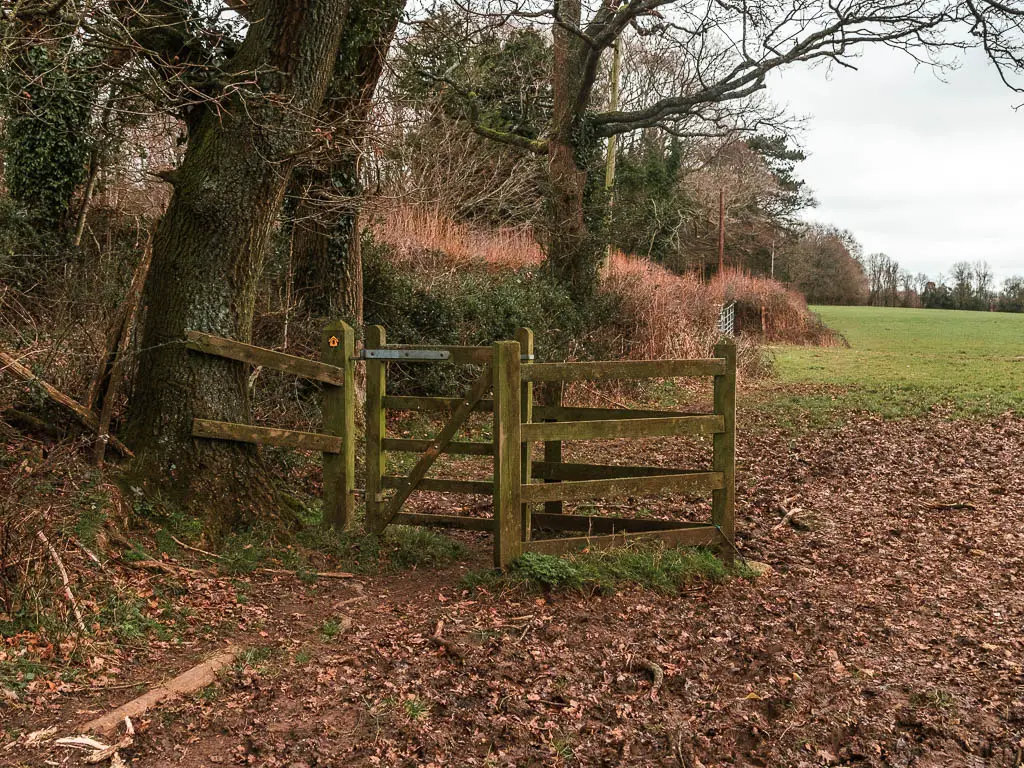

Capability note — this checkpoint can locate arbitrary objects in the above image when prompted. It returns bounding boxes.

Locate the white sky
[769,46,1024,285]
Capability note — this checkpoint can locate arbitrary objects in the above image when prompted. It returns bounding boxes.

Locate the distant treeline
[862,254,1023,313]
[769,230,1023,313]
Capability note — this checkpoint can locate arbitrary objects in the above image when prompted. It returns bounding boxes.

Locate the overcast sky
[769,46,1023,285]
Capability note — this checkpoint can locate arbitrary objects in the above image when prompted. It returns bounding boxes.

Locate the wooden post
[322,321,355,528]
[543,381,565,518]
[516,328,534,541]
[712,339,737,565]
[493,340,522,569]
[364,325,387,534]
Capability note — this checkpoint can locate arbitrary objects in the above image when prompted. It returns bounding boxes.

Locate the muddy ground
[3,412,1023,767]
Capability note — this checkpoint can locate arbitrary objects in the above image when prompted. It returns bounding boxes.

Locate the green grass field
[765,305,1023,423]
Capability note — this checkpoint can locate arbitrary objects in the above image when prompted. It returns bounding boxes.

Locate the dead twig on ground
[83,717,134,764]
[258,567,355,579]
[71,537,106,570]
[0,349,132,457]
[628,657,664,701]
[334,581,366,608]
[119,558,200,576]
[37,530,87,633]
[170,535,223,560]
[428,619,465,662]
[82,650,237,735]
[773,506,802,530]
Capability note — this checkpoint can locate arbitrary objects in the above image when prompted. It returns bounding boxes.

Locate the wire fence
[717,301,736,337]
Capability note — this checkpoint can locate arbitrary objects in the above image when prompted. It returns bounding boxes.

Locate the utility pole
[605,36,621,191]
[718,187,725,274]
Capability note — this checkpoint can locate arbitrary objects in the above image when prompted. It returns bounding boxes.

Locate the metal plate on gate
[362,349,451,361]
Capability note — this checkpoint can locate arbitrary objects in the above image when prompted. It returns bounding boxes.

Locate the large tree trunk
[291,0,403,325]
[291,157,364,325]
[125,0,349,535]
[544,0,603,304]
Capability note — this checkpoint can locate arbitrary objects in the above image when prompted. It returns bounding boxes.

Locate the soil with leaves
[2,410,1023,767]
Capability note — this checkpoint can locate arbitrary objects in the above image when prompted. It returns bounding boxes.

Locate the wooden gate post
[322,321,355,528]
[712,339,737,564]
[515,328,534,541]
[542,380,565,518]
[364,325,387,534]
[493,340,522,569]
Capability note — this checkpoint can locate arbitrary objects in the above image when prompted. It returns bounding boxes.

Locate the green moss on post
[322,321,355,528]
[493,340,522,569]
[712,339,737,565]
[364,325,387,534]
[516,328,534,541]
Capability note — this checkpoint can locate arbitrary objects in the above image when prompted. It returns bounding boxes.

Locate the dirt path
[8,414,1023,767]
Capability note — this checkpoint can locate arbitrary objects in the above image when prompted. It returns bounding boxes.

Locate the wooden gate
[362,326,526,536]
[495,338,736,568]
[186,322,356,528]
[367,325,736,570]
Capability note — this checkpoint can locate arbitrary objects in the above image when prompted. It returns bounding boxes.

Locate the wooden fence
[183,322,735,569]
[186,322,356,528]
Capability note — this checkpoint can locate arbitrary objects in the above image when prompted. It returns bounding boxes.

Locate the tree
[922,278,955,309]
[787,224,867,305]
[289,0,405,324]
[681,137,813,276]
[899,270,919,307]
[973,260,994,307]
[950,260,975,309]
[125,0,351,534]
[866,253,901,307]
[0,8,102,232]
[606,131,691,269]
[998,276,1024,312]
[966,1,1024,91]
[412,0,959,303]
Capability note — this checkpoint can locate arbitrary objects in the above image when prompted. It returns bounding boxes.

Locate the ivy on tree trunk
[291,0,404,326]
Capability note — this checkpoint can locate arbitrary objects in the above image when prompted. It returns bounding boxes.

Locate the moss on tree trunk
[543,0,607,305]
[125,0,349,537]
[291,0,403,325]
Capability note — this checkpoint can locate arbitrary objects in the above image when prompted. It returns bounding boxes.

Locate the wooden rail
[192,418,342,453]
[186,331,346,385]
[523,358,725,383]
[533,405,697,421]
[381,476,493,494]
[520,415,724,442]
[378,399,693,421]
[531,461,708,481]
[382,438,494,456]
[520,471,723,504]
[383,395,494,413]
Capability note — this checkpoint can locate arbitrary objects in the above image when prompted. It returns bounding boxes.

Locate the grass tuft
[465,545,740,596]
[402,696,430,720]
